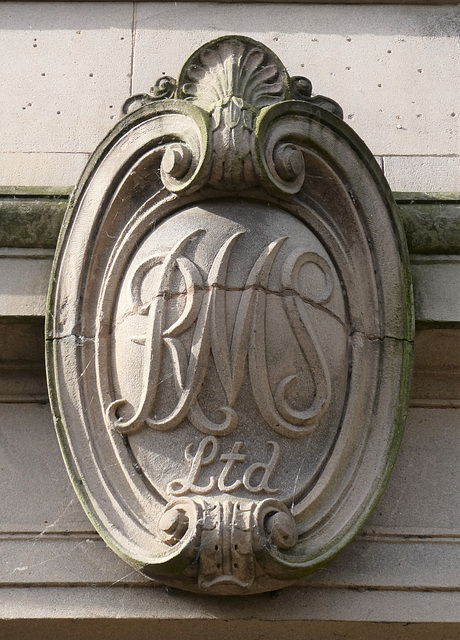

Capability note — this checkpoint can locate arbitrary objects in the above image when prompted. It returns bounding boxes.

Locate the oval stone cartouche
[47,35,414,595]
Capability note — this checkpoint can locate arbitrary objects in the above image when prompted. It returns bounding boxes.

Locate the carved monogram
[106,229,332,439]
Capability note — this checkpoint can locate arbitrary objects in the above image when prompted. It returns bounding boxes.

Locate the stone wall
[1,3,459,191]
[0,3,459,639]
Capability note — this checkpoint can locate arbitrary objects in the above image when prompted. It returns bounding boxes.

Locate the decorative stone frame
[46,36,414,595]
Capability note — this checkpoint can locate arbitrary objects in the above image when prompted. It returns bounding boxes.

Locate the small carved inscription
[167,436,280,496]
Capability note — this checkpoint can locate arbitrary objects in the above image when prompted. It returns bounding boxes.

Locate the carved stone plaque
[46,36,414,594]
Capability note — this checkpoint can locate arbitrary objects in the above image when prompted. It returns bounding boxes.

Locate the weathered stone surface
[0,1,458,632]
[410,329,460,404]
[3,590,460,635]
[368,408,460,532]
[0,403,91,533]
[396,193,460,255]
[0,188,70,249]
[2,188,459,255]
[0,319,48,403]
[46,36,413,595]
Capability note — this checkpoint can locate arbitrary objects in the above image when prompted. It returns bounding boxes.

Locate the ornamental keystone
[47,36,414,595]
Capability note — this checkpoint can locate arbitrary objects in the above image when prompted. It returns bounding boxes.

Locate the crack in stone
[350,330,414,344]
[109,282,348,331]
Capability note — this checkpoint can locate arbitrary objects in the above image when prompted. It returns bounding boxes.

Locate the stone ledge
[1,531,459,590]
[5,251,459,326]
[1,188,459,255]
[2,586,460,626]
[394,192,460,255]
[0,190,458,404]
[1,189,459,326]
[2,621,460,640]
[19,0,459,3]
[0,188,71,249]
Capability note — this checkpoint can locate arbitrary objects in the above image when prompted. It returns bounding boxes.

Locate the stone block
[367,408,460,531]
[384,156,460,192]
[0,249,53,317]
[0,3,132,154]
[0,152,89,187]
[410,255,460,325]
[410,329,460,405]
[0,319,48,403]
[134,4,459,156]
[0,403,91,533]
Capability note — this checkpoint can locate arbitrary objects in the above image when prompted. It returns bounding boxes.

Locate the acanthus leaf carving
[121,36,344,195]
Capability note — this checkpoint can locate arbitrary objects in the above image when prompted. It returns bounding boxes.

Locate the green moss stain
[0,188,70,248]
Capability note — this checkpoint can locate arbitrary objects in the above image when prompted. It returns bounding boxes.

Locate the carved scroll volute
[46,36,414,595]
